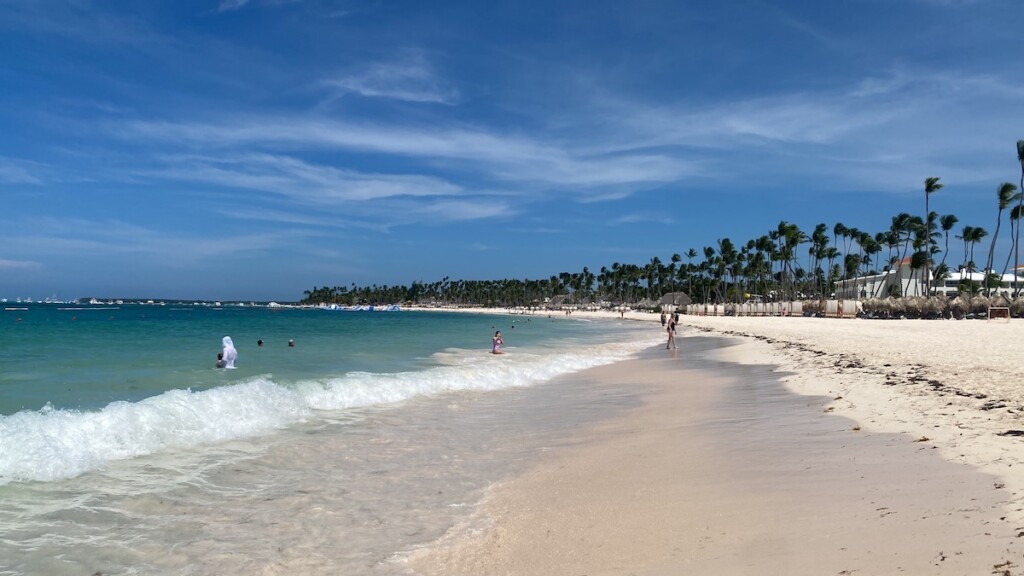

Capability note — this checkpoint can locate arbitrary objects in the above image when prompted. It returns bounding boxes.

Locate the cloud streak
[0,157,43,184]
[0,259,42,271]
[218,0,250,12]
[320,52,459,104]
[116,117,702,195]
[141,153,464,202]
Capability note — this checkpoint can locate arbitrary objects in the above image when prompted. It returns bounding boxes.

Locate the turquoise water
[1,304,595,415]
[0,305,661,575]
[0,304,657,485]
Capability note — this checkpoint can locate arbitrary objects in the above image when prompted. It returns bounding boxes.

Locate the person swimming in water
[221,336,237,368]
[215,352,227,369]
[492,330,504,355]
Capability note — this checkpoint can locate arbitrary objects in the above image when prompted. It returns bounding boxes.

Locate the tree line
[302,140,1024,307]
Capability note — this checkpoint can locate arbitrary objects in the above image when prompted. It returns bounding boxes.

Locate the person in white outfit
[221,336,238,368]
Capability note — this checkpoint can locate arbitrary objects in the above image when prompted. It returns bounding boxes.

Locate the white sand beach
[677,314,1024,525]
[407,308,1024,574]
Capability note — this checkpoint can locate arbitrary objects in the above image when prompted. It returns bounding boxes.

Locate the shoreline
[676,314,1024,527]
[412,305,1024,524]
[407,336,1020,574]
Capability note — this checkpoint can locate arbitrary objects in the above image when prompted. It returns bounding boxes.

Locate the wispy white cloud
[583,66,1020,195]
[610,213,675,226]
[216,0,303,12]
[0,2,168,47]
[0,259,42,271]
[0,157,43,184]
[218,0,250,12]
[140,153,464,202]
[117,117,701,195]
[414,199,516,221]
[320,51,459,104]
[3,217,310,263]
[219,206,377,230]
[102,59,1021,216]
[127,153,520,226]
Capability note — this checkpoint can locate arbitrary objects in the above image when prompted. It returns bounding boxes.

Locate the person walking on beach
[665,316,677,350]
[221,336,237,368]
[492,330,505,355]
[660,310,667,327]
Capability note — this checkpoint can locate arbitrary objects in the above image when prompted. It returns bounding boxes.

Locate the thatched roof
[659,292,692,306]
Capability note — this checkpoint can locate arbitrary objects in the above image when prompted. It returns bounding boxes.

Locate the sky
[1,0,1022,301]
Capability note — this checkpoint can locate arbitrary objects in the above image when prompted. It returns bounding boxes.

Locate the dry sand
[405,313,1024,575]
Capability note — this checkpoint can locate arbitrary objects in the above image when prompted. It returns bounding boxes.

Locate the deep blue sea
[0,304,660,575]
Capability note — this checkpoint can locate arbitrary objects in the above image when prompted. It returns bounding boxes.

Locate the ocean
[0,304,660,575]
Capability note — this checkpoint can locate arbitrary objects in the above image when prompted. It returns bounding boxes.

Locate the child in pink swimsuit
[492,331,504,354]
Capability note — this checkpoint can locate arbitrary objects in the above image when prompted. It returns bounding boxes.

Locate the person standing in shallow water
[665,316,677,350]
[492,331,504,355]
[221,336,237,368]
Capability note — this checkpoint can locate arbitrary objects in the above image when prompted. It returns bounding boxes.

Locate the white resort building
[836,259,1024,299]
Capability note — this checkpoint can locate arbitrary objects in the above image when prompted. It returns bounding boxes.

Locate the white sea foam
[0,338,657,485]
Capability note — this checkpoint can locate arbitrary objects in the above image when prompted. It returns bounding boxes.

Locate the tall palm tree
[1002,206,1022,280]
[910,250,929,296]
[938,214,959,270]
[832,223,847,257]
[1016,140,1024,295]
[923,177,943,294]
[969,226,988,272]
[717,238,737,301]
[775,221,805,300]
[685,248,697,297]
[808,223,829,296]
[702,247,716,301]
[957,225,974,271]
[669,253,681,295]
[984,182,1020,293]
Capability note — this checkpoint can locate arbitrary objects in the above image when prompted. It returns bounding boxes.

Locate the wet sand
[407,337,1021,575]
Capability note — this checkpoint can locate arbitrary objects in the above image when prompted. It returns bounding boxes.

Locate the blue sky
[1,0,1021,301]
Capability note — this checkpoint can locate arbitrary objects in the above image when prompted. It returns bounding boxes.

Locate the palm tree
[967,226,988,272]
[1016,140,1024,295]
[717,238,738,301]
[1003,205,1023,279]
[933,263,952,295]
[775,221,805,300]
[832,223,847,257]
[984,182,1020,293]
[910,250,929,296]
[685,248,697,297]
[669,253,681,295]
[938,214,959,270]
[923,177,943,294]
[957,226,974,271]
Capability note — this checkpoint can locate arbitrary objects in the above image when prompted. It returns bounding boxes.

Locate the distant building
[933,269,1024,298]
[835,258,928,299]
[837,258,1024,299]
